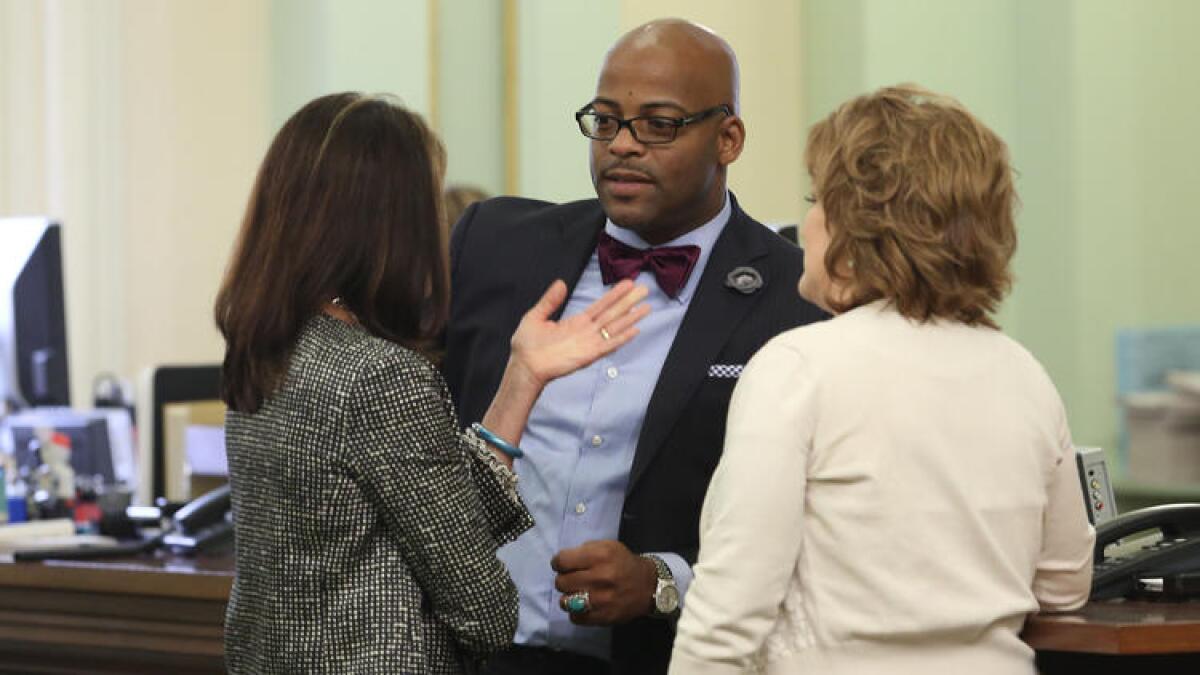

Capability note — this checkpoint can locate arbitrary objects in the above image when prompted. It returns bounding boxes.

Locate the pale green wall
[265,0,617,203]
[802,0,1200,470]
[437,0,504,195]
[256,0,1200,467]
[515,0,618,203]
[1069,0,1200,464]
[8,0,1194,466]
[268,0,431,128]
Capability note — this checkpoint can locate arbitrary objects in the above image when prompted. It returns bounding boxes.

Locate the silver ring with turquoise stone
[565,590,591,614]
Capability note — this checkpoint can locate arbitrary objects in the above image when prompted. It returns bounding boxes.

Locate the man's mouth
[603,169,655,197]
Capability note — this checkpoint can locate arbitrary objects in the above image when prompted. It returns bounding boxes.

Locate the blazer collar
[512,202,604,322]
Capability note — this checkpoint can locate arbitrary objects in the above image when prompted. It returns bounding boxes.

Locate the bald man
[443,19,825,675]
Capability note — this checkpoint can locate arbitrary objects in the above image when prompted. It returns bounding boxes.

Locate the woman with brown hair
[215,93,648,674]
[669,85,1094,674]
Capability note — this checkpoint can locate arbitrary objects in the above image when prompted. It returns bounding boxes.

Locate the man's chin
[600,198,654,232]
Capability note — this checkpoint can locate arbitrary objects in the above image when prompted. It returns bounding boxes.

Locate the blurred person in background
[444,183,491,234]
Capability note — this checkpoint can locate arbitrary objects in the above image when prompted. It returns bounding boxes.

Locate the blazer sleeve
[343,353,526,656]
[462,427,534,544]
[669,338,815,675]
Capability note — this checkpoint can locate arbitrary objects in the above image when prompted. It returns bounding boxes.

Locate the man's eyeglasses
[575,105,732,145]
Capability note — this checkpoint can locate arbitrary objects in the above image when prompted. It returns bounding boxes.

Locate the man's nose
[608,124,645,156]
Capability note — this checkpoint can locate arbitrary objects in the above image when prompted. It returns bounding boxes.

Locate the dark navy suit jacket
[443,194,826,675]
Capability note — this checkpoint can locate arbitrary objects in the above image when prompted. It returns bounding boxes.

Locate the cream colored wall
[115,2,272,384]
[1,0,433,407]
[619,0,805,226]
[0,0,49,216]
[1,0,269,404]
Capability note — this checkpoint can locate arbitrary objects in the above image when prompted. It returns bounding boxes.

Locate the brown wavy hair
[215,93,449,413]
[805,84,1017,328]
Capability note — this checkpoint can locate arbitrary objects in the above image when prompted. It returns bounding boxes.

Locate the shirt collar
[602,191,731,304]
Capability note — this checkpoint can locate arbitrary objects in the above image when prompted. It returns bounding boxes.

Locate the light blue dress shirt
[499,194,732,660]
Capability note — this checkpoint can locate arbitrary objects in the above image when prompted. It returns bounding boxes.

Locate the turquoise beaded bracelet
[471,422,525,459]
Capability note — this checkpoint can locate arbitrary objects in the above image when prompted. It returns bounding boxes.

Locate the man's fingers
[559,587,615,623]
[554,570,598,594]
[550,547,584,573]
[551,540,613,573]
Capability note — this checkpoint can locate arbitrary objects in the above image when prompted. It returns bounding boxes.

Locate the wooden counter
[4,554,1200,674]
[1023,599,1200,674]
[0,552,233,674]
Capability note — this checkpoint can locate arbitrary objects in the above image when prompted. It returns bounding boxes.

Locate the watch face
[656,584,680,613]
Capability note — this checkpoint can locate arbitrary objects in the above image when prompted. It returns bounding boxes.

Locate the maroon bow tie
[597,231,701,299]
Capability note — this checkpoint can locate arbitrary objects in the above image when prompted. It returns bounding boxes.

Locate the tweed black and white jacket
[224,314,532,674]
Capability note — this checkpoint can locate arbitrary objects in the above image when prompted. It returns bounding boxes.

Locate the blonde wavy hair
[805,84,1017,328]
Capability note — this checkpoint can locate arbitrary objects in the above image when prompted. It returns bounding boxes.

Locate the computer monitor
[0,217,70,409]
[136,364,222,503]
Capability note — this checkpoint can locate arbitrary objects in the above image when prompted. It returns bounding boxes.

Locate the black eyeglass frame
[574,104,733,145]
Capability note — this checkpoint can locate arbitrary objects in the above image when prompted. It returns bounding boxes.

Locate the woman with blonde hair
[670,85,1094,674]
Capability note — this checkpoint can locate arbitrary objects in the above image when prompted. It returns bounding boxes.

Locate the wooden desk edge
[1024,604,1200,655]
[0,560,233,600]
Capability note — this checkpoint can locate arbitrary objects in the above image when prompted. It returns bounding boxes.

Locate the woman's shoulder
[293,315,442,390]
[759,305,868,356]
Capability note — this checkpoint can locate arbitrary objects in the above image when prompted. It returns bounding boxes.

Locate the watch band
[642,553,673,582]
[641,553,679,617]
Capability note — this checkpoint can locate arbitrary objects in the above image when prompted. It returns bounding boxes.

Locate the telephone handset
[162,483,233,554]
[1091,502,1200,600]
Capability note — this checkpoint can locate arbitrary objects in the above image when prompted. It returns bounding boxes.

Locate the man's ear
[717,116,746,166]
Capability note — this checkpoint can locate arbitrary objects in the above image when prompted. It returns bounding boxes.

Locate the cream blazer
[669,302,1094,675]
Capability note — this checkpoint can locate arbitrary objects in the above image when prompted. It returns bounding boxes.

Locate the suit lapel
[627,199,770,494]
[513,203,605,323]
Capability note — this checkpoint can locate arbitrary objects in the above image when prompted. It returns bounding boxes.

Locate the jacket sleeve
[1033,401,1095,612]
[462,427,534,544]
[343,353,528,656]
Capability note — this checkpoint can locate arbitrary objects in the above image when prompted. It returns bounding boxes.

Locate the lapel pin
[725,266,763,295]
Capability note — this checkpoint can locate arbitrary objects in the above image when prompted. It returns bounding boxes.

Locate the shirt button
[575,502,587,515]
[591,435,603,447]
[606,366,619,379]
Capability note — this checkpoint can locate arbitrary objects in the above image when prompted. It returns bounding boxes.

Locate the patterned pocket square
[708,364,744,378]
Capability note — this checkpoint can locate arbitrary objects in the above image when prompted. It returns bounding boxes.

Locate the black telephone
[1091,502,1200,600]
[12,484,233,561]
[161,483,233,554]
